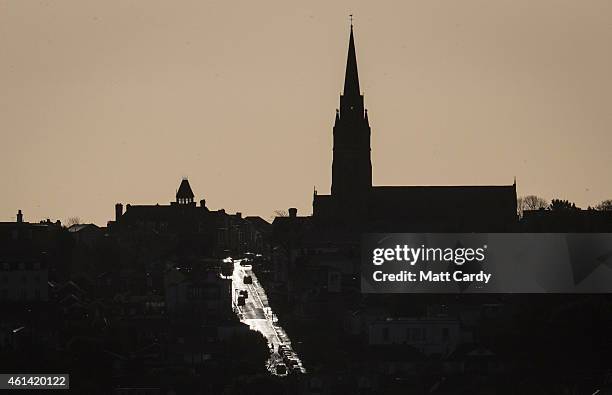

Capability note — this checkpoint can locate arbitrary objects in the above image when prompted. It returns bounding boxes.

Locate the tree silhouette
[548,199,579,211]
[517,195,548,217]
[65,216,81,226]
[595,199,612,211]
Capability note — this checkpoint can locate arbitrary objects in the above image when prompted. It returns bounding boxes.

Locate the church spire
[343,24,360,96]
[331,18,371,202]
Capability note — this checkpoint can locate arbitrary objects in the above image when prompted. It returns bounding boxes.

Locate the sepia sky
[1,0,612,225]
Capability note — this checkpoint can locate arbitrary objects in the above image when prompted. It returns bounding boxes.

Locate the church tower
[331,24,372,212]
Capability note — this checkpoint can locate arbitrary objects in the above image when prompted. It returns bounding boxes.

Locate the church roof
[370,185,516,213]
[368,185,517,231]
[176,178,194,200]
[313,185,518,232]
[371,185,515,205]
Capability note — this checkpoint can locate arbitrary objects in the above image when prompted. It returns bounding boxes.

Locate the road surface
[231,259,306,375]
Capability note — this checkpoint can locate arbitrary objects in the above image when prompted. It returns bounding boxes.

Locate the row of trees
[517,196,612,217]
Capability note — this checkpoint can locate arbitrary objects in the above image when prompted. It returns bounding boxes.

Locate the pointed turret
[343,25,360,97]
[176,178,195,205]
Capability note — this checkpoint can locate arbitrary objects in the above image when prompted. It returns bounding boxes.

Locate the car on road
[275,364,287,376]
[243,275,253,284]
[286,359,299,368]
[239,290,248,298]
[278,345,291,357]
[220,259,233,276]
[237,296,246,306]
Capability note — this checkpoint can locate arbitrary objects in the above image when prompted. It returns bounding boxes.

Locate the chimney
[16,210,23,223]
[288,208,297,218]
[200,199,206,208]
[236,212,242,219]
[115,203,123,222]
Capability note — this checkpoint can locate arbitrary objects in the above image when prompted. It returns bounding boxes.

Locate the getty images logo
[372,244,488,266]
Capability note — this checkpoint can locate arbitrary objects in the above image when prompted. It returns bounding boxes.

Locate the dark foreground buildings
[111,178,269,257]
[266,25,612,395]
[0,181,274,394]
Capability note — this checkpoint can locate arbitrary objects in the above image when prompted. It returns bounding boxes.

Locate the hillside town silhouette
[2,23,612,394]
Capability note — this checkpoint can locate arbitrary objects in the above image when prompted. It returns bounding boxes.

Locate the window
[190,287,203,299]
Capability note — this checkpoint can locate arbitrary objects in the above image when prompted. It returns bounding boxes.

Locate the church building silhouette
[312,25,517,232]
